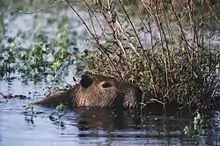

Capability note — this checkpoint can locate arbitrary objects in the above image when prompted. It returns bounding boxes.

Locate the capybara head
[35,72,142,109]
[72,73,142,108]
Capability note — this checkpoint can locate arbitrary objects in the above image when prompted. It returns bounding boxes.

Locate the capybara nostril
[34,72,142,109]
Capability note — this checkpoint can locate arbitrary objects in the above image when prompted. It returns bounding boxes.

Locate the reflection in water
[0,1,219,145]
[69,107,190,145]
[0,78,220,145]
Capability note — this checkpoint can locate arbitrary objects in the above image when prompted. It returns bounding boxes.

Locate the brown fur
[34,72,142,108]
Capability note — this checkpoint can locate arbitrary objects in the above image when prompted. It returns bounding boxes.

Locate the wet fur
[34,73,142,108]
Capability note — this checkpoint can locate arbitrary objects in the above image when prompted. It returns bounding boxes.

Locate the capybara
[34,72,142,108]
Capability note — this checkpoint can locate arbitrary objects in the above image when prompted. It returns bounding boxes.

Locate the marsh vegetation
[0,0,220,145]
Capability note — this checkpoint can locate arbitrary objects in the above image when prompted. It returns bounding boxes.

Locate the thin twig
[118,0,144,50]
[149,98,165,105]
[65,0,123,79]
[83,1,104,37]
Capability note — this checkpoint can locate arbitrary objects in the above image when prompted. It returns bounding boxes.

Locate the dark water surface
[0,78,220,146]
[0,1,220,146]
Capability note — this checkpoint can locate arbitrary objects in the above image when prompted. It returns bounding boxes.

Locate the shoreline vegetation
[71,0,220,110]
[0,0,220,110]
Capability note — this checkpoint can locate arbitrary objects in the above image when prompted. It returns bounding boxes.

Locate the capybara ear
[80,74,93,88]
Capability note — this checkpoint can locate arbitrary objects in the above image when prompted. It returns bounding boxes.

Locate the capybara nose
[34,72,142,109]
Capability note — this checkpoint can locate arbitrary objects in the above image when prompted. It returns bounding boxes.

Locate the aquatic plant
[183,111,204,139]
[23,102,66,127]
[1,0,220,109]
[0,12,76,82]
[66,0,220,109]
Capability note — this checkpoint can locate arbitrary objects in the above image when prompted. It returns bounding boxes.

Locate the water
[0,1,220,146]
[0,78,220,146]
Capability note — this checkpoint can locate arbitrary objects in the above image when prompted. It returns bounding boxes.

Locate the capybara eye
[80,75,93,88]
[101,82,112,88]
